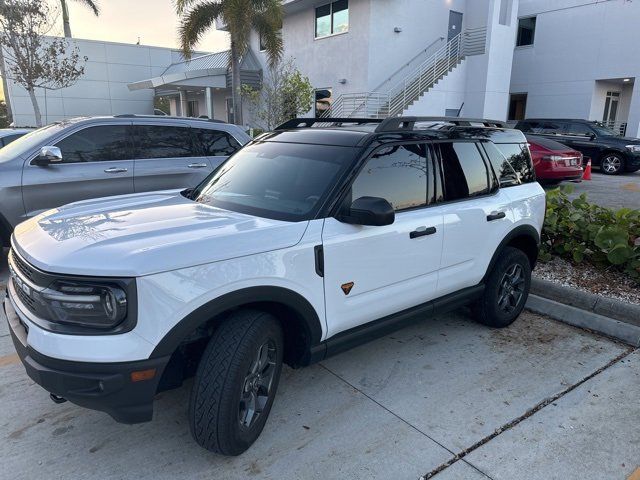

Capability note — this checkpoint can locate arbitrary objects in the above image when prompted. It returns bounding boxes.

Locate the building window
[315,89,332,117]
[315,0,348,38]
[508,93,527,121]
[187,100,199,117]
[259,29,281,52]
[516,17,536,46]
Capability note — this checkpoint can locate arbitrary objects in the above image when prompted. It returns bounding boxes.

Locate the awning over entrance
[127,49,262,94]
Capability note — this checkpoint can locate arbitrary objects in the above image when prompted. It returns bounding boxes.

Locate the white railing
[602,120,627,136]
[323,27,487,119]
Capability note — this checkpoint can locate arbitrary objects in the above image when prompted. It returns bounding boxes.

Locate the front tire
[189,310,283,455]
[473,247,531,328]
[600,153,625,175]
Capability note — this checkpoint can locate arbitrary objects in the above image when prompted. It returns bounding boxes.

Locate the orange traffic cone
[583,158,592,181]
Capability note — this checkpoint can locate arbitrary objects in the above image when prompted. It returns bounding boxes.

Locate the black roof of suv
[263,116,527,148]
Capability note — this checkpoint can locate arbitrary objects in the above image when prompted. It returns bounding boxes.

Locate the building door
[508,93,528,121]
[448,11,463,41]
[602,91,620,128]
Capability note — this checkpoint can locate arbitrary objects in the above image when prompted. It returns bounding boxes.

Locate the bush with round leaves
[541,185,640,282]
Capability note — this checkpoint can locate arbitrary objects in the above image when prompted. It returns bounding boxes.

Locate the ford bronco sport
[3,117,545,455]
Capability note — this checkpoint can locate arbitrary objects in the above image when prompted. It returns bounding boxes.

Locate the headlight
[626,145,640,153]
[34,280,128,329]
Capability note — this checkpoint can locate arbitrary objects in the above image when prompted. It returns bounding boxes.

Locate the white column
[205,87,214,119]
[179,90,187,117]
[625,80,640,138]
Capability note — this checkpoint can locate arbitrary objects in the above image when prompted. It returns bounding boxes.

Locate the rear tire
[473,247,531,328]
[189,310,283,455]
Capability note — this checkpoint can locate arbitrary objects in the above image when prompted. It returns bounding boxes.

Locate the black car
[514,118,640,175]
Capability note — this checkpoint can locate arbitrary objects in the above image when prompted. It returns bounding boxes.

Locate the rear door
[192,127,243,171]
[322,142,444,338]
[132,123,211,193]
[21,123,135,217]
[435,141,515,297]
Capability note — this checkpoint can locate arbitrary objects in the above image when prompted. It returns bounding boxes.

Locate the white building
[250,0,519,121]
[6,0,640,136]
[4,38,192,127]
[509,0,640,137]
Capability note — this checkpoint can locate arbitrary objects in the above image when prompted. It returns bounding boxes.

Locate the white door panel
[322,209,443,338]
[437,191,515,297]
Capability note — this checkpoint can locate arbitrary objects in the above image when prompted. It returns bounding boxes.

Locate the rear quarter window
[483,142,535,187]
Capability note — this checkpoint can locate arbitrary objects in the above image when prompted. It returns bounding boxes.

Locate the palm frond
[72,0,100,16]
[174,0,202,16]
[178,1,224,59]
[252,0,283,67]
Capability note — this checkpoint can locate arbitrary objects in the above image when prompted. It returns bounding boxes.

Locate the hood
[12,190,308,277]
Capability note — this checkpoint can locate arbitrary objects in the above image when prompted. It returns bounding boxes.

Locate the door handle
[487,211,506,222]
[188,163,208,169]
[104,167,128,174]
[410,226,437,239]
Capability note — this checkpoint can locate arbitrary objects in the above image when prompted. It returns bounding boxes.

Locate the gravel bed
[534,256,640,306]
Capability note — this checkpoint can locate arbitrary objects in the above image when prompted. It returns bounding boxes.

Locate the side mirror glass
[33,146,63,166]
[338,196,395,226]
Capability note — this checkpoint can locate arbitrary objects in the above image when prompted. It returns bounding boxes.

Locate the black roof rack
[275,118,383,130]
[114,114,227,124]
[375,116,506,132]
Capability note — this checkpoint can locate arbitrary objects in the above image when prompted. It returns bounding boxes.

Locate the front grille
[13,279,37,313]
[10,249,35,282]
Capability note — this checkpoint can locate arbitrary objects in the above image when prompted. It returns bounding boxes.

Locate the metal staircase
[323,27,487,119]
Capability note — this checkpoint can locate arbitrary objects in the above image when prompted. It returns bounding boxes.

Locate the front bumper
[4,291,170,424]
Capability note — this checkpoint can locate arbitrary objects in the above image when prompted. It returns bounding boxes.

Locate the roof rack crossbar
[113,114,226,124]
[275,117,384,130]
[375,116,506,132]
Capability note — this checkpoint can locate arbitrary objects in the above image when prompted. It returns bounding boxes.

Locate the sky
[56,0,230,51]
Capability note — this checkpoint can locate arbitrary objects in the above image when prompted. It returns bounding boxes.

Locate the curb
[531,277,640,327]
[526,295,640,346]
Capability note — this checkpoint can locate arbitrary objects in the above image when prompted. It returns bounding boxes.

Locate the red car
[526,134,584,184]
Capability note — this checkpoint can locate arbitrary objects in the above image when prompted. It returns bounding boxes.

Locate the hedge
[541,185,640,282]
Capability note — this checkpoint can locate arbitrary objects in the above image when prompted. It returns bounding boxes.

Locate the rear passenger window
[439,142,491,201]
[534,122,562,134]
[193,128,241,156]
[351,143,428,211]
[55,125,131,163]
[491,143,536,185]
[134,125,197,159]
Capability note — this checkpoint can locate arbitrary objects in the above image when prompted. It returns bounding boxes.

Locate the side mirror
[338,196,395,226]
[587,132,596,140]
[32,146,63,166]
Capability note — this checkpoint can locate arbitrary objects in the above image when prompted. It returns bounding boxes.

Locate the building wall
[511,0,640,136]
[261,0,518,120]
[5,38,183,127]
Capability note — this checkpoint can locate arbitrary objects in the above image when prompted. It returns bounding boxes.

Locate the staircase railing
[323,27,487,119]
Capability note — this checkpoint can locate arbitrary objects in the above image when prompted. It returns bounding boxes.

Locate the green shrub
[542,185,640,281]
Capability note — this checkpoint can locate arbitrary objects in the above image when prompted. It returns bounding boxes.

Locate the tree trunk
[0,46,13,126]
[61,0,72,37]
[27,87,42,127]
[230,40,243,126]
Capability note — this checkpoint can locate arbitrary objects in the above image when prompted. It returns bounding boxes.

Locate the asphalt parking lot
[565,170,640,210]
[1,248,639,479]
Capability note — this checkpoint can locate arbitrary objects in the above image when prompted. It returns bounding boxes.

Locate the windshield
[591,124,618,137]
[192,142,357,221]
[0,123,66,163]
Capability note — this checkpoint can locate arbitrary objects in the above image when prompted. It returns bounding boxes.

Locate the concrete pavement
[1,299,638,480]
[564,170,640,210]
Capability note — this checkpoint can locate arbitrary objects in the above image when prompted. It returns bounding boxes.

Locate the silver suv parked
[0,115,250,246]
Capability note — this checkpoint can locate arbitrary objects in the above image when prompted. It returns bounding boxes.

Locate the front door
[603,91,620,128]
[22,124,135,218]
[322,143,444,338]
[448,11,463,41]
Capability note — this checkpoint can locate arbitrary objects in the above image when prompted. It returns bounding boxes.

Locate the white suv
[4,117,545,455]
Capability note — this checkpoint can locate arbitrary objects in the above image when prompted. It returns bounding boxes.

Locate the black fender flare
[150,286,324,359]
[482,224,540,282]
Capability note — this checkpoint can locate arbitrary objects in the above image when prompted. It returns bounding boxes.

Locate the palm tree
[176,0,283,126]
[61,0,100,38]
